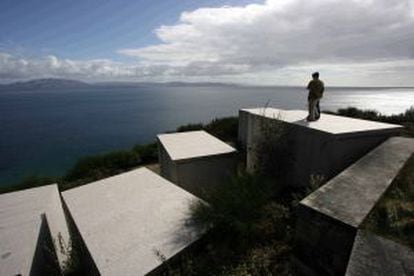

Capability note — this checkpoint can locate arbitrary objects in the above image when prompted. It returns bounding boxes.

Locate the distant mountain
[93,81,242,88]
[0,78,91,90]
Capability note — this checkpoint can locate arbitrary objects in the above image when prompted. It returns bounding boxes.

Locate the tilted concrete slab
[158,130,237,199]
[0,184,71,272]
[346,231,414,276]
[62,168,203,275]
[239,107,402,187]
[294,137,414,276]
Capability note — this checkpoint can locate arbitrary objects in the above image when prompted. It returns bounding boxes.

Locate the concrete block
[0,218,44,276]
[345,231,414,276]
[239,107,402,187]
[157,130,237,199]
[0,184,71,273]
[294,137,414,275]
[62,168,203,276]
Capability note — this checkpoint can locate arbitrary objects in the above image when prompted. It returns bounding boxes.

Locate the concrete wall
[174,153,237,200]
[294,137,414,276]
[294,205,357,276]
[238,109,249,150]
[287,127,392,187]
[158,141,178,183]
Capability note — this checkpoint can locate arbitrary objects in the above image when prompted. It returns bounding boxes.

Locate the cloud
[0,53,176,82]
[1,0,414,85]
[117,0,414,85]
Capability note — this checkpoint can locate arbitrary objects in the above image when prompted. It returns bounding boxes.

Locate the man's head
[312,72,319,79]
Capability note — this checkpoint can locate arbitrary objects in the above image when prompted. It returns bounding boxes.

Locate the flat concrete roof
[157,130,236,161]
[346,231,414,275]
[0,219,42,276]
[62,168,203,275]
[242,108,402,135]
[0,184,70,269]
[301,137,414,228]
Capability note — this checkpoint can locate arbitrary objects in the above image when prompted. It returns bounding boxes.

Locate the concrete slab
[0,219,43,276]
[0,184,71,272]
[294,137,414,276]
[157,130,236,161]
[62,168,203,275]
[345,231,414,276]
[158,131,237,199]
[239,107,402,187]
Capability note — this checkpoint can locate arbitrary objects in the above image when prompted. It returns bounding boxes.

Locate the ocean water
[1,85,413,186]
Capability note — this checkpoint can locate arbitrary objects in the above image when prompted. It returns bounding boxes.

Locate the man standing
[306,72,324,121]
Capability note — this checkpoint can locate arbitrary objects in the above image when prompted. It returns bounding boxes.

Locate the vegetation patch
[177,116,238,144]
[328,106,414,137]
[362,154,414,248]
[163,174,295,275]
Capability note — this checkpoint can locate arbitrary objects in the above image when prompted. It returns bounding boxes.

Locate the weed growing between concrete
[42,232,80,276]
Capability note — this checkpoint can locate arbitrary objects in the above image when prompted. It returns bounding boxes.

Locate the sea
[1,84,414,187]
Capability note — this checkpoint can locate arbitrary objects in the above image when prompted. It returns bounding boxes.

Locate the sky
[1,0,414,86]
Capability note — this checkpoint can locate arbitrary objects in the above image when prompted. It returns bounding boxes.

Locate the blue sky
[1,0,414,86]
[0,0,257,60]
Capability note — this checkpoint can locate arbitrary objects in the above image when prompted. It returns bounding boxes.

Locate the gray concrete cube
[239,107,403,187]
[157,130,237,199]
[62,168,203,275]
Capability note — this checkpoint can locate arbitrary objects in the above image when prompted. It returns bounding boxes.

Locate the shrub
[133,142,158,163]
[176,123,204,132]
[363,154,414,248]
[188,173,293,274]
[190,174,287,246]
[64,150,141,182]
[336,107,381,121]
[205,117,239,143]
[176,117,239,143]
[0,174,58,194]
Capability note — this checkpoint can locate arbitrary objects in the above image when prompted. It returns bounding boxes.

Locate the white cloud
[118,0,414,85]
[2,0,414,85]
[0,53,163,82]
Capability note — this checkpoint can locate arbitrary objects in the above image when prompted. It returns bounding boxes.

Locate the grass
[362,154,414,248]
[177,174,295,275]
